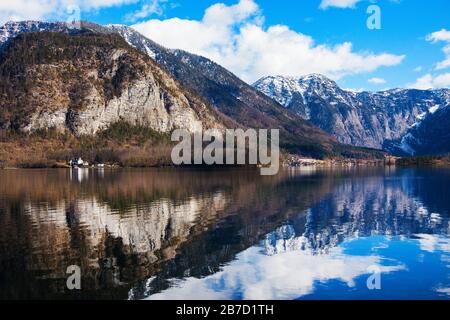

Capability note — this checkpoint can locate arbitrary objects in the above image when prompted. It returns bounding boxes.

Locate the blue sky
[2,0,450,91]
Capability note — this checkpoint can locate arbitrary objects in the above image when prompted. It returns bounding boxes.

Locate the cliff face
[0,32,222,136]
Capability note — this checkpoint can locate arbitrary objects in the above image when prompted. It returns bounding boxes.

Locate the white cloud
[368,77,386,84]
[426,29,450,71]
[427,29,450,43]
[0,0,138,25]
[132,0,405,83]
[0,1,54,23]
[344,87,365,93]
[436,46,450,70]
[414,66,423,72]
[431,73,450,87]
[319,0,361,9]
[125,0,167,22]
[408,73,450,89]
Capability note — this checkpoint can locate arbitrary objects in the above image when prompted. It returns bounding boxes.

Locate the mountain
[254,75,450,155]
[0,21,385,159]
[104,24,363,158]
[0,31,222,136]
[386,105,450,156]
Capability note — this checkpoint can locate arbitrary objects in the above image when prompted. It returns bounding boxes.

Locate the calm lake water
[0,167,449,300]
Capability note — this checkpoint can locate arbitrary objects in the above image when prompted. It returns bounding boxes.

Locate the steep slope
[0,21,385,159]
[385,105,450,156]
[254,75,450,154]
[0,31,222,136]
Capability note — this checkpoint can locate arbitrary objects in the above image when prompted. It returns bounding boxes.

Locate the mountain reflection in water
[0,167,449,300]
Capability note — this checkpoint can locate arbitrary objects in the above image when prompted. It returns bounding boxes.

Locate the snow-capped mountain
[254,75,450,155]
[255,74,350,106]
[254,75,357,121]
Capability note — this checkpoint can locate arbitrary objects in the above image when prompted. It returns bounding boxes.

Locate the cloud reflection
[146,231,405,300]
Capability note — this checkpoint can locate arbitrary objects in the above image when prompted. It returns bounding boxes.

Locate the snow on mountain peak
[253,74,346,108]
[253,75,305,106]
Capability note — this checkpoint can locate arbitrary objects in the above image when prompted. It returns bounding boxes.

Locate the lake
[0,167,449,300]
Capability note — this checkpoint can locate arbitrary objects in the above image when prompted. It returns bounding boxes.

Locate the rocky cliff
[0,31,222,136]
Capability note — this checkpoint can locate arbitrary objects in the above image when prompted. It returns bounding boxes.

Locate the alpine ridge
[254,74,450,156]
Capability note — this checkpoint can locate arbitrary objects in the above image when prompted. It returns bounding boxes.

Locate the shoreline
[3,160,450,170]
[2,151,450,170]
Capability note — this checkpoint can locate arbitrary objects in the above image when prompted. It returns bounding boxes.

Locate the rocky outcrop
[0,31,222,136]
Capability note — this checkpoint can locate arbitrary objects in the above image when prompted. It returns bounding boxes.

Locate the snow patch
[400,133,416,155]
[429,105,440,114]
